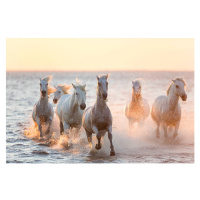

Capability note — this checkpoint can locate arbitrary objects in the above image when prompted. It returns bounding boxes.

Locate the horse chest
[128,103,144,118]
[92,109,111,130]
[161,108,181,124]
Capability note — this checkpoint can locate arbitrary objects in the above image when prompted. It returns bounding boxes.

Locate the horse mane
[73,78,86,92]
[57,84,71,94]
[76,84,86,92]
[47,85,57,95]
[167,78,186,95]
[41,75,52,82]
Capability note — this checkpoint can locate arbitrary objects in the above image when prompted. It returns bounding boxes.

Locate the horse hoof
[173,133,178,139]
[110,151,115,156]
[156,134,160,139]
[95,144,101,150]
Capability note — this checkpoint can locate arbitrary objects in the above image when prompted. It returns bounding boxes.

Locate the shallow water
[6,71,194,163]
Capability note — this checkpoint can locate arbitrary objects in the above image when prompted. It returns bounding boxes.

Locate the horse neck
[39,95,48,107]
[95,87,107,109]
[167,87,179,111]
[70,92,79,111]
[131,91,142,103]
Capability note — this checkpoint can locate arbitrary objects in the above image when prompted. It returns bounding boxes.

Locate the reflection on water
[6,71,194,163]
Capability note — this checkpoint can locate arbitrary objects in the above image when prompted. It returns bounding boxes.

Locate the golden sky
[6,38,194,71]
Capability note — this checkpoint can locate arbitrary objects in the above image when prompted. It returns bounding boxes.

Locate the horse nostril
[80,103,86,110]
[53,99,57,104]
[42,91,46,95]
[102,93,107,99]
[182,94,187,101]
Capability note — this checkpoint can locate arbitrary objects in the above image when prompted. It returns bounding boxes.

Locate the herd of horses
[32,74,187,156]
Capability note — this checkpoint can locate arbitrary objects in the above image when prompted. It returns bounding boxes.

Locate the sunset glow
[6,38,194,71]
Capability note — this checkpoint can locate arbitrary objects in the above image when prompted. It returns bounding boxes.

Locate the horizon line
[6,69,194,72]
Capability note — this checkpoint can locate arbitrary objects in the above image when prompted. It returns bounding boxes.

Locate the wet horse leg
[93,126,101,150]
[107,126,115,156]
[36,116,43,138]
[60,121,64,135]
[85,129,92,148]
[156,122,160,138]
[163,123,168,138]
[45,117,52,135]
[173,121,180,139]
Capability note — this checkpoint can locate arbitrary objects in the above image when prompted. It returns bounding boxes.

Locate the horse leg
[156,122,160,138]
[45,117,52,135]
[93,126,101,150]
[36,116,43,138]
[63,122,70,136]
[163,124,168,138]
[60,121,64,135]
[107,126,115,156]
[85,129,92,148]
[173,121,180,139]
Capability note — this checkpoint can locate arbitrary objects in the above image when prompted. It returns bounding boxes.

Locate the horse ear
[132,81,135,85]
[83,84,86,89]
[106,74,110,79]
[172,80,176,83]
[72,83,76,89]
[96,76,100,81]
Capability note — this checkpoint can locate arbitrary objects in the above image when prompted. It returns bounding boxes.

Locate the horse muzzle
[102,93,107,100]
[41,91,47,97]
[181,94,187,101]
[80,103,86,110]
[53,98,58,104]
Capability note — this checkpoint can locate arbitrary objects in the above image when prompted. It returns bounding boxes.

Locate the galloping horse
[125,80,150,131]
[56,81,86,136]
[82,74,115,156]
[32,75,56,138]
[151,78,187,138]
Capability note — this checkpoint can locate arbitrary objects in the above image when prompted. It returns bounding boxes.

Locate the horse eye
[47,83,48,86]
[59,91,61,93]
[40,83,41,86]
[76,93,78,95]
[176,85,179,88]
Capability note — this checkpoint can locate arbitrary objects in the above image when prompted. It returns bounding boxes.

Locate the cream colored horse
[151,78,187,138]
[56,81,86,136]
[32,76,57,138]
[125,80,150,131]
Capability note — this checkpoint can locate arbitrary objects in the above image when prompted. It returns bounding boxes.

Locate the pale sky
[6,38,194,71]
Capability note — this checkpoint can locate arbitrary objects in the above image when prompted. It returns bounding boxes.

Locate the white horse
[82,74,115,156]
[56,81,86,136]
[53,84,71,104]
[151,78,187,138]
[32,76,57,138]
[125,80,150,130]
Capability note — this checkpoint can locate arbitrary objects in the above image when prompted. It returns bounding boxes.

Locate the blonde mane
[167,78,186,95]
[76,84,86,92]
[73,78,86,92]
[41,75,52,82]
[57,84,71,94]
